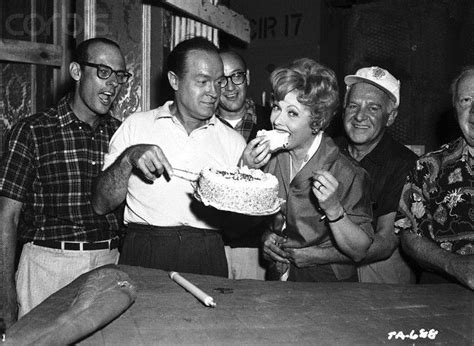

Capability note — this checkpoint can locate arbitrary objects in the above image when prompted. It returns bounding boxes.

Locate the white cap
[344,66,400,106]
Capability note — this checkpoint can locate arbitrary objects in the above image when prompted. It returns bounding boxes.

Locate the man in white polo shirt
[92,37,246,277]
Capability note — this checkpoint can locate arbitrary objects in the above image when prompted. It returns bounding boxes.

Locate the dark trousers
[119,223,228,278]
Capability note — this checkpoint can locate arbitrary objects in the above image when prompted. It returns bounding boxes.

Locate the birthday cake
[195,166,282,215]
[257,129,289,152]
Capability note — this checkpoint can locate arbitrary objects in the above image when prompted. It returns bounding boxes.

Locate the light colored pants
[225,246,266,280]
[358,247,416,284]
[16,242,119,318]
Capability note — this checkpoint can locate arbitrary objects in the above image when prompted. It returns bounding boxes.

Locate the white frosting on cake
[257,130,289,152]
[196,166,280,214]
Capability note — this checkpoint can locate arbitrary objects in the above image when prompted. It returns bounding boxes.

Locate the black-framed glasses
[220,72,246,88]
[77,61,132,84]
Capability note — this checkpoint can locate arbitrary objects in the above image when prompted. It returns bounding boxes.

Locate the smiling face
[171,49,224,124]
[343,82,396,150]
[271,91,314,152]
[219,52,248,116]
[73,42,126,118]
[454,71,474,149]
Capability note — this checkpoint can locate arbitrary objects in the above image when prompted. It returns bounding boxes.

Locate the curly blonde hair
[270,58,339,133]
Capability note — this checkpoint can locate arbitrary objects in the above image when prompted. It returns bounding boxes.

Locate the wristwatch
[327,209,346,223]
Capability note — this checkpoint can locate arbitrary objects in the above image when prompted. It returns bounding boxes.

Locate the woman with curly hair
[245,58,374,282]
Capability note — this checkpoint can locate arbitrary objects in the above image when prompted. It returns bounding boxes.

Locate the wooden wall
[0,0,59,156]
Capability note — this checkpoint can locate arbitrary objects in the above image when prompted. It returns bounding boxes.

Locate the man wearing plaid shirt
[217,50,272,280]
[216,49,271,143]
[0,37,129,325]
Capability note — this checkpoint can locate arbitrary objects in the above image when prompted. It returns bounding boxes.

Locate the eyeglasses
[77,61,132,84]
[220,72,246,88]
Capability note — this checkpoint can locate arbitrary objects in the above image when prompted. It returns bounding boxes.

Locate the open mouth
[98,91,115,105]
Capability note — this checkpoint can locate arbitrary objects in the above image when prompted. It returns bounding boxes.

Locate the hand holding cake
[240,130,289,169]
[256,130,289,153]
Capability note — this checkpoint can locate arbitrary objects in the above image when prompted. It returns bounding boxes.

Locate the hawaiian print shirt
[396,137,474,255]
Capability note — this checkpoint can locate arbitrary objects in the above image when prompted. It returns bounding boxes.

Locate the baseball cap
[344,66,400,106]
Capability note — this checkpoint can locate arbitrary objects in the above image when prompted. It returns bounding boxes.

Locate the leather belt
[32,237,119,251]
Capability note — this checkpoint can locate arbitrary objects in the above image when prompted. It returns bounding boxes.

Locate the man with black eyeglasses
[216,49,272,280]
[0,37,129,325]
[217,49,271,143]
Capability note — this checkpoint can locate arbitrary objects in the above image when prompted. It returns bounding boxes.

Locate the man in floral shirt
[397,66,474,289]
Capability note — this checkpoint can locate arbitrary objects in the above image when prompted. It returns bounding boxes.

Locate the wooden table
[74,265,472,345]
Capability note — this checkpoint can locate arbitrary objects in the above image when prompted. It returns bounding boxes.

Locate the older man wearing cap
[281,66,418,284]
[340,66,418,283]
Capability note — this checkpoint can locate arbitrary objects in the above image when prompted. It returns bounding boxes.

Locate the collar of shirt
[301,131,323,169]
[156,101,217,129]
[243,98,258,125]
[216,98,257,142]
[216,98,258,127]
[359,132,394,167]
[290,131,323,177]
[457,137,471,162]
[336,132,391,167]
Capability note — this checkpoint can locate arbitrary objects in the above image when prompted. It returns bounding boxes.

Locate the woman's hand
[312,170,345,220]
[240,137,271,169]
[262,231,290,264]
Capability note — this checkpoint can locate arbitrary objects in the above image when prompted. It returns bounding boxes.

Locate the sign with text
[228,0,321,105]
[250,13,303,40]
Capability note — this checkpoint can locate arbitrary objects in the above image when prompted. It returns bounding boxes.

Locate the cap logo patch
[372,67,386,79]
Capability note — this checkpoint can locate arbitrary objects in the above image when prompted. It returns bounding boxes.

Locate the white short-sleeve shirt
[103,101,246,229]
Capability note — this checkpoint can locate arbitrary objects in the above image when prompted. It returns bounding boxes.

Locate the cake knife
[172,167,199,182]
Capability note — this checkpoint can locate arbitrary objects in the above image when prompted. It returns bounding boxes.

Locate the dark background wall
[221,0,321,107]
[2,0,472,155]
[222,0,473,153]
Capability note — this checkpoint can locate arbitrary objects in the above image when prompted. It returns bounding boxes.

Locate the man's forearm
[0,197,22,327]
[283,244,353,267]
[329,218,372,262]
[1,220,17,298]
[359,234,396,264]
[360,213,399,263]
[92,151,133,215]
[401,230,474,289]
[315,245,353,264]
[401,231,449,272]
[360,233,398,263]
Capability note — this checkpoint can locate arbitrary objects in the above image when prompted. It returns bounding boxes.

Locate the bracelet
[327,210,346,223]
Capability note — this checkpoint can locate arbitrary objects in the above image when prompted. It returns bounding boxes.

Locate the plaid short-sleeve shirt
[0,94,122,241]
